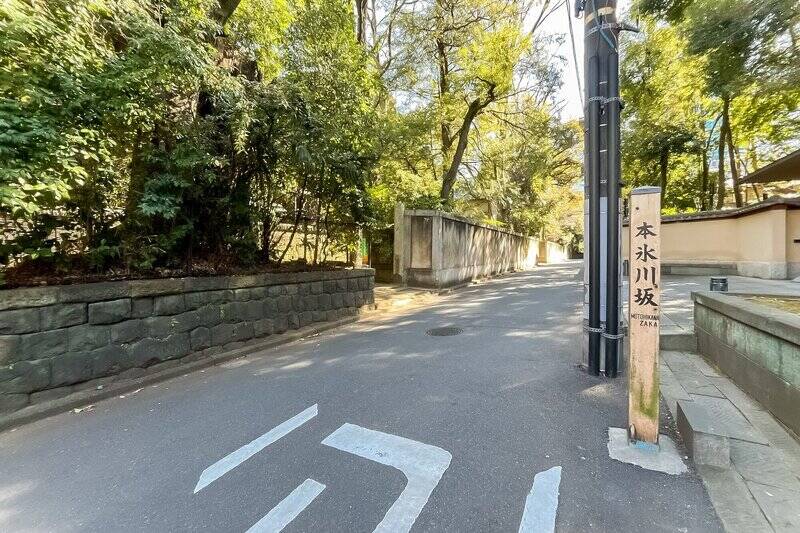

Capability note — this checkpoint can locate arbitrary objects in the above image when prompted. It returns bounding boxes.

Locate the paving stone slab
[690,356,723,378]
[662,350,695,369]
[747,481,800,532]
[683,395,769,444]
[709,376,766,416]
[660,364,691,416]
[672,370,724,398]
[741,409,800,478]
[730,439,800,492]
[697,466,772,533]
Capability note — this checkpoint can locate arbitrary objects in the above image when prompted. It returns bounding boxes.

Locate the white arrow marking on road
[518,466,562,533]
[321,423,452,533]
[245,478,326,533]
[194,404,318,493]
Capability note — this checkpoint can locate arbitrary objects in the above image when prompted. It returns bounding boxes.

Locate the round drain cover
[426,326,463,337]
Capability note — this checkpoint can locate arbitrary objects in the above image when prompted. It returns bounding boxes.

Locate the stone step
[677,395,769,469]
[677,400,731,468]
[660,331,697,351]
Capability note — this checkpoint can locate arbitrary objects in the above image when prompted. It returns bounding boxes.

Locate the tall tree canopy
[626,0,800,210]
[0,0,584,283]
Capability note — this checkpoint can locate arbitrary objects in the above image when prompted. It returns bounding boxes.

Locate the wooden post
[628,186,662,444]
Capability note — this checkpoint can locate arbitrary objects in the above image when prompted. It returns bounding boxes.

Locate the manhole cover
[426,326,463,337]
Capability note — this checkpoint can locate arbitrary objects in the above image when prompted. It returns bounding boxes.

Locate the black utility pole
[586,46,601,376]
[605,49,622,377]
[576,0,631,377]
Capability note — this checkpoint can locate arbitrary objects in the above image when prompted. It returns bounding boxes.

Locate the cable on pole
[565,0,584,108]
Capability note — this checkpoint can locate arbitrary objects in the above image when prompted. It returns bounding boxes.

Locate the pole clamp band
[601,332,625,340]
[587,96,604,103]
[584,325,605,333]
[586,22,623,36]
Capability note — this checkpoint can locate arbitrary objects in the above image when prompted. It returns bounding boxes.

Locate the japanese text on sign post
[628,187,661,444]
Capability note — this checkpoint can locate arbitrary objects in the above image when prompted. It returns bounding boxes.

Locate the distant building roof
[740,149,800,184]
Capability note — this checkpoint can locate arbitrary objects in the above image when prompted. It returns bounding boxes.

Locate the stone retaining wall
[693,291,800,436]
[0,269,374,414]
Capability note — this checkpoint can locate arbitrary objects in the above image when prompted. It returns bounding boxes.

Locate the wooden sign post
[628,186,662,444]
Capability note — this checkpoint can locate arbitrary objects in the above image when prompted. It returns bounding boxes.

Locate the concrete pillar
[430,214,443,287]
[393,202,406,283]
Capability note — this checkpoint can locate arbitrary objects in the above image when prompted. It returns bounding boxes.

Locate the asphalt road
[0,262,722,532]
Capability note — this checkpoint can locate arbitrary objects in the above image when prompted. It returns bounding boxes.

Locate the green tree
[639,0,800,208]
[621,21,709,209]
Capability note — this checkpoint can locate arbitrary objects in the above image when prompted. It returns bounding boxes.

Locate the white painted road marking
[245,479,326,533]
[518,466,562,533]
[194,404,318,493]
[321,423,452,533]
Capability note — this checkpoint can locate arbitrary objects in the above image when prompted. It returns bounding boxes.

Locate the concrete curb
[0,316,359,433]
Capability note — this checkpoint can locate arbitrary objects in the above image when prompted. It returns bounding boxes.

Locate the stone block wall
[0,269,374,414]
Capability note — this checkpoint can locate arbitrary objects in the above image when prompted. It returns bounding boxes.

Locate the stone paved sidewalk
[660,350,800,532]
[659,276,800,335]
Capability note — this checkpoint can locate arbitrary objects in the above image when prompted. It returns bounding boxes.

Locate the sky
[540,0,632,121]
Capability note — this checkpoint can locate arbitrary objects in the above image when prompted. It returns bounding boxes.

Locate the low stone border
[1,268,375,414]
[0,315,360,433]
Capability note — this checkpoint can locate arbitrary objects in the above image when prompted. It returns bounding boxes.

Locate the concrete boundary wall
[539,240,569,264]
[623,198,800,280]
[693,291,800,436]
[393,206,562,289]
[0,269,374,414]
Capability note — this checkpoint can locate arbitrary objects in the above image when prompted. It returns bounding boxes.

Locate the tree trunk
[716,98,729,209]
[302,214,308,263]
[440,98,482,201]
[214,0,243,26]
[701,148,709,211]
[724,114,743,207]
[320,203,331,262]
[702,114,720,211]
[659,149,669,201]
[436,37,453,164]
[262,214,271,261]
[439,83,496,201]
[312,198,323,265]
[355,0,368,43]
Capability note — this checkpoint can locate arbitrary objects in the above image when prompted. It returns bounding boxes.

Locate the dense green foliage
[0,0,582,281]
[623,0,800,211]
